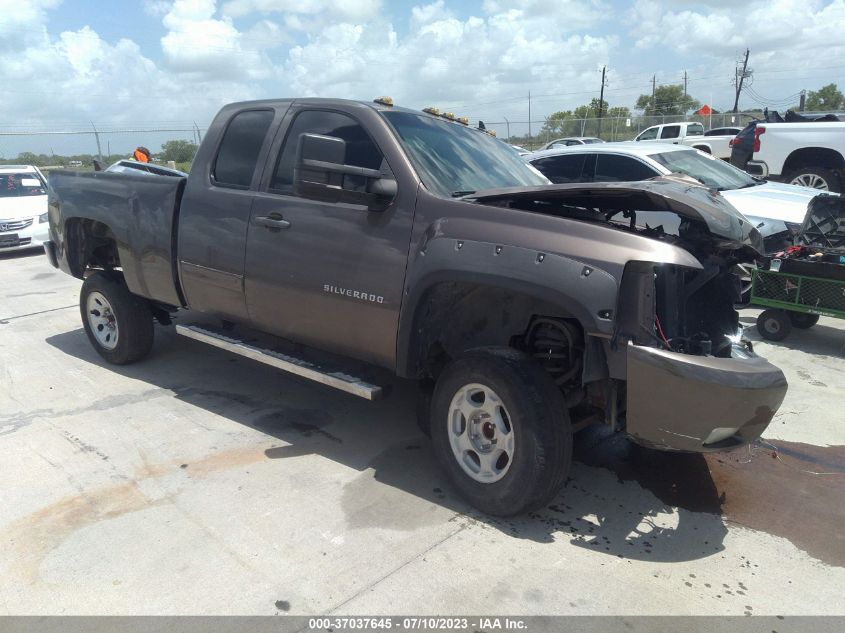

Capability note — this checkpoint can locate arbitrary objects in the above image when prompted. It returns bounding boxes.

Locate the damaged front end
[611,183,788,452]
[470,178,788,452]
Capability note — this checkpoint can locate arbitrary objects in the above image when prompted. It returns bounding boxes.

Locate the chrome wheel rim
[447,383,515,483]
[790,173,829,190]
[86,291,119,350]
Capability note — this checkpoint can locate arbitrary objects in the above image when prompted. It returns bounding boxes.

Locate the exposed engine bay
[470,179,762,359]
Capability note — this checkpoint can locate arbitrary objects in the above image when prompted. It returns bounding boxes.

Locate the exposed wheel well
[405,281,586,382]
[782,147,845,174]
[65,218,120,278]
[692,144,711,154]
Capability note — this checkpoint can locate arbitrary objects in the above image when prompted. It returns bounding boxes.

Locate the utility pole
[528,91,532,142]
[652,75,656,114]
[597,65,607,138]
[91,122,103,162]
[799,90,806,111]
[683,70,688,98]
[732,48,751,113]
[503,116,510,140]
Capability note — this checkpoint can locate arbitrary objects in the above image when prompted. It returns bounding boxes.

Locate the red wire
[655,315,672,349]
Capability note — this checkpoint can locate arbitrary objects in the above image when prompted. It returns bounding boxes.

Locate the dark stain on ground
[30,272,56,280]
[254,408,341,444]
[575,427,845,567]
[274,600,290,612]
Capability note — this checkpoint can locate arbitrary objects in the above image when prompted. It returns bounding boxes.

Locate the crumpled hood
[467,177,762,252]
[721,181,836,225]
[0,195,47,220]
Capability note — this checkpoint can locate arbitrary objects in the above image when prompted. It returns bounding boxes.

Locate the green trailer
[751,268,845,341]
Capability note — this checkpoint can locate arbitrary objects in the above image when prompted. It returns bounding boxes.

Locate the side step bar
[175,324,382,400]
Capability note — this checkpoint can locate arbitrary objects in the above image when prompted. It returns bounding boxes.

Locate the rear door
[178,107,281,320]
[243,106,416,368]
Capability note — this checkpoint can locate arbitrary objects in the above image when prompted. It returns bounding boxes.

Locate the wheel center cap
[470,412,496,452]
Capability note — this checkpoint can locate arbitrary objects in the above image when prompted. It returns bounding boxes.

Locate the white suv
[0,165,50,253]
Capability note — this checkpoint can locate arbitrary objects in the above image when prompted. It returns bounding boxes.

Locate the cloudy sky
[1,0,843,155]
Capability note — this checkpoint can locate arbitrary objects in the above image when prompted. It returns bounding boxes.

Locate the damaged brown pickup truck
[44,98,787,516]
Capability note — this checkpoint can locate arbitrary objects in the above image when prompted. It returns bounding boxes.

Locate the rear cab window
[212,109,275,189]
[686,123,704,136]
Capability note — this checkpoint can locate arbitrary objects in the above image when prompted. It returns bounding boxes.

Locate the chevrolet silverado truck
[634,121,735,160]
[44,98,787,516]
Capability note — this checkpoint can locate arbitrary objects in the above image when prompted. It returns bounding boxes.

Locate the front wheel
[429,347,572,516]
[80,271,154,364]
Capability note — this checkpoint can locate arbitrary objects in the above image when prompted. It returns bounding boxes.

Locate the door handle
[255,215,291,230]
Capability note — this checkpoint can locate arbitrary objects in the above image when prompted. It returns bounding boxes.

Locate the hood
[720,181,834,224]
[467,177,762,252]
[0,194,47,220]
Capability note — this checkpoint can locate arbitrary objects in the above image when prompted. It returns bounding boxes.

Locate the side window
[638,127,658,141]
[660,125,681,139]
[531,155,587,184]
[686,124,704,136]
[594,155,658,182]
[213,110,274,188]
[270,110,384,194]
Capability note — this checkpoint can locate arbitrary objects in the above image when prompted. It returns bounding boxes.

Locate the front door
[243,108,415,368]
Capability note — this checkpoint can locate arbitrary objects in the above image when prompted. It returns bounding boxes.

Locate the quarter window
[531,155,588,183]
[270,110,384,194]
[213,109,275,189]
[660,125,681,139]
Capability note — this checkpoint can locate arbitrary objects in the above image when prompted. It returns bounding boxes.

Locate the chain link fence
[488,112,760,149]
[0,127,205,172]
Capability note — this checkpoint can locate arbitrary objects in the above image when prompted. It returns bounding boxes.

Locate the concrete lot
[1,249,844,615]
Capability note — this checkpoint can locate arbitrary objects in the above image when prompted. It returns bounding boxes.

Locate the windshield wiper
[451,190,476,197]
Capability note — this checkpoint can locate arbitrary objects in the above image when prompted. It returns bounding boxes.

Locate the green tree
[636,85,700,116]
[160,139,198,163]
[805,83,844,111]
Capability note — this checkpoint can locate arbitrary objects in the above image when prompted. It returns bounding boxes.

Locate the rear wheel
[429,347,571,516]
[756,309,791,342]
[80,271,154,364]
[789,312,819,329]
[786,166,842,193]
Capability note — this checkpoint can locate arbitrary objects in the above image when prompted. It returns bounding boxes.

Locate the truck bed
[48,170,186,306]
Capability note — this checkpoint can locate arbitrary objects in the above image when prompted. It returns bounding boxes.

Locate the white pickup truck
[633,122,737,160]
[742,121,845,193]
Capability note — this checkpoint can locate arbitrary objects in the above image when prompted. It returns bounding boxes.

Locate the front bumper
[625,342,787,452]
[0,215,49,252]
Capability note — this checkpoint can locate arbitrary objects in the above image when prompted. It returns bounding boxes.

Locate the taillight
[729,137,738,147]
[753,126,766,152]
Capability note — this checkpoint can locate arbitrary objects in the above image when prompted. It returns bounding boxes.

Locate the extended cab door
[243,105,417,368]
[178,106,285,321]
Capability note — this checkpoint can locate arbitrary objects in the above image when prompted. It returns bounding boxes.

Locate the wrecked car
[44,98,788,516]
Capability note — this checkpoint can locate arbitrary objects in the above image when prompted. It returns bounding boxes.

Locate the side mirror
[294,133,397,210]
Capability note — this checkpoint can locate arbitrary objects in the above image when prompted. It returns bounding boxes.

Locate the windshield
[382,111,548,196]
[650,150,759,191]
[1,172,47,198]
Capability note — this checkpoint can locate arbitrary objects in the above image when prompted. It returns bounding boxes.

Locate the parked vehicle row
[44,97,787,516]
[633,121,738,160]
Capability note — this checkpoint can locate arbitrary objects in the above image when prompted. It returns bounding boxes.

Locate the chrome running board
[175,324,382,400]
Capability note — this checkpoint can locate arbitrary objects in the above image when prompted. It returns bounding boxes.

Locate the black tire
[429,347,572,516]
[80,271,154,364]
[785,166,842,193]
[789,312,819,329]
[756,309,791,342]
